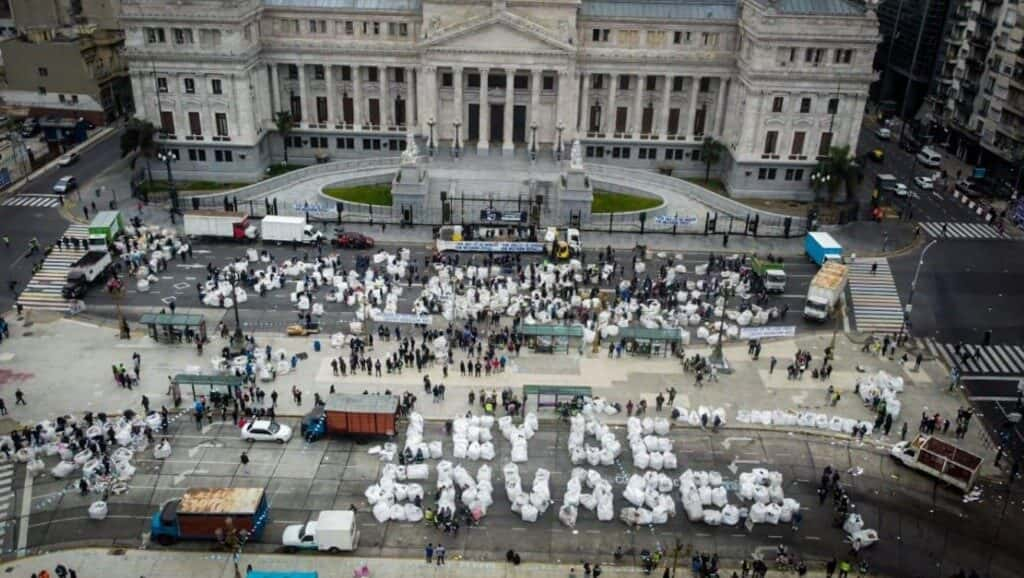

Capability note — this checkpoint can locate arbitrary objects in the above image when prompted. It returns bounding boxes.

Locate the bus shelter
[523,385,593,409]
[141,313,207,344]
[518,324,584,354]
[170,373,243,407]
[618,326,683,357]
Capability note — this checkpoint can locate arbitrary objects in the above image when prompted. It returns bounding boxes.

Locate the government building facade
[122,0,879,199]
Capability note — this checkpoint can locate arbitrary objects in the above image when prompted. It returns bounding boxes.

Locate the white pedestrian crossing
[16,223,90,312]
[919,221,1010,240]
[847,258,904,333]
[923,338,1024,376]
[1,195,62,208]
[0,462,13,538]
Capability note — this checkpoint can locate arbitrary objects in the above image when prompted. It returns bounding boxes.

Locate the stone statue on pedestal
[400,133,419,166]
[569,138,583,171]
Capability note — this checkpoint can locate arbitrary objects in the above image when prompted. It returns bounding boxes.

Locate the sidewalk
[0,309,997,477]
[3,547,860,578]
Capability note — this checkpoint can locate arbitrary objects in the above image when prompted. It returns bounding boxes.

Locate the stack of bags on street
[678,467,800,527]
[580,397,620,417]
[855,370,904,419]
[365,462,426,523]
[211,349,293,382]
[673,405,727,429]
[560,467,615,527]
[405,413,443,460]
[438,461,494,521]
[842,512,879,550]
[737,468,800,526]
[620,471,677,525]
[736,408,876,436]
[116,225,183,293]
[498,413,538,463]
[504,463,551,523]
[451,414,495,461]
[626,417,678,470]
[567,413,622,467]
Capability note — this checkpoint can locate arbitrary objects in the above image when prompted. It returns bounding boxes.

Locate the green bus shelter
[170,373,243,406]
[522,384,593,408]
[517,324,584,354]
[617,326,683,357]
[141,313,206,344]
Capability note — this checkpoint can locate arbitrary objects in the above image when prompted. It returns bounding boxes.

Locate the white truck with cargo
[183,211,257,240]
[62,251,113,298]
[260,216,324,244]
[890,434,983,492]
[282,510,359,553]
[803,261,848,321]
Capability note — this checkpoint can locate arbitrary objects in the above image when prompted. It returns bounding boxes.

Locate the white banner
[445,241,546,253]
[654,215,699,226]
[739,326,796,340]
[371,312,433,325]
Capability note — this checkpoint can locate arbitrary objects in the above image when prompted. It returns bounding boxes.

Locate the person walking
[435,543,446,565]
[141,395,150,413]
[240,451,250,474]
[769,356,777,374]
[837,559,852,578]
[424,543,433,564]
[825,558,837,578]
[14,389,26,405]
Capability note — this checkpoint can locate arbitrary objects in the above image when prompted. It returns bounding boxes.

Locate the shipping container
[324,394,398,436]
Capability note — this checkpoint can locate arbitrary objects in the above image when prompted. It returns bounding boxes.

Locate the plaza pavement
[0,308,999,479]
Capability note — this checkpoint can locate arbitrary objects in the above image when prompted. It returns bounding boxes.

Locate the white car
[52,175,77,194]
[913,176,935,190]
[892,183,910,197]
[57,152,80,166]
[875,127,892,140]
[241,420,292,443]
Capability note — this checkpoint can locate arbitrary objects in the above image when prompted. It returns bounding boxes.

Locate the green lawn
[138,180,246,194]
[591,190,662,213]
[266,163,304,178]
[322,184,393,206]
[684,177,728,196]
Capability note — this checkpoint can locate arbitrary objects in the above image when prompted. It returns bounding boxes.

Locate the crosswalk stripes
[919,221,1010,240]
[16,223,90,312]
[847,258,905,333]
[0,462,13,538]
[923,338,1024,376]
[1,195,62,208]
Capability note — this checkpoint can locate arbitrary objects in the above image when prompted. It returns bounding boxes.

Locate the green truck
[88,210,123,252]
[751,257,787,293]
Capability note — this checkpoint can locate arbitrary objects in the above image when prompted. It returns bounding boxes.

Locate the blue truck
[805,232,843,266]
[151,487,270,546]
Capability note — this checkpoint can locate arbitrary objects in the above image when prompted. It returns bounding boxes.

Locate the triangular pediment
[422,11,573,53]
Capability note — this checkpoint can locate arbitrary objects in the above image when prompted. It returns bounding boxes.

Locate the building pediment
[421,11,574,54]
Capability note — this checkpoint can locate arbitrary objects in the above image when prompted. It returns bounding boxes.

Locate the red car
[333,232,375,249]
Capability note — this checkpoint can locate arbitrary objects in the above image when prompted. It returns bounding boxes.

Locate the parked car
[892,183,910,197]
[956,179,983,198]
[241,420,292,443]
[57,152,80,166]
[913,176,934,190]
[333,232,375,249]
[916,147,943,168]
[875,127,892,140]
[52,176,77,194]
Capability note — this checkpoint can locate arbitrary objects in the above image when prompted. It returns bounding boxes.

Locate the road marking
[17,467,32,557]
[968,396,1021,402]
[28,514,152,528]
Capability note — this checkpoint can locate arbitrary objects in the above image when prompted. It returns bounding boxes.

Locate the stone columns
[530,69,542,125]
[632,74,644,137]
[503,69,515,154]
[453,66,464,139]
[297,64,308,125]
[687,75,700,141]
[578,72,589,133]
[270,63,281,113]
[405,67,415,130]
[478,67,490,152]
[325,65,335,126]
[379,65,390,129]
[605,73,618,137]
[659,75,672,139]
[131,72,148,121]
[714,78,728,137]
[353,65,364,130]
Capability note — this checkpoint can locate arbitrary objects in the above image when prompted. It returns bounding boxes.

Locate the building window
[173,28,194,45]
[618,76,630,91]
[288,136,303,148]
[788,47,797,62]
[784,168,804,181]
[827,98,839,114]
[799,97,811,113]
[59,94,65,103]
[362,138,382,150]
[757,168,777,180]
[290,95,301,121]
[771,97,784,113]
[336,137,355,149]
[309,19,326,33]
[592,75,604,90]
[645,76,657,91]
[310,136,328,149]
[804,48,823,65]
[344,21,354,34]
[441,72,453,88]
[184,78,195,94]
[211,79,222,95]
[372,22,380,35]
[160,111,175,135]
[702,32,718,47]
[367,68,378,82]
[187,148,206,162]
[673,77,684,92]
[316,97,327,123]
[790,131,805,156]
[834,49,853,64]
[818,132,833,157]
[71,95,78,104]
[37,67,47,77]
[215,113,228,137]
[214,150,233,162]
[514,75,528,90]
[691,149,701,162]
[395,69,405,83]
[188,112,202,136]
[314,65,325,80]
[673,30,683,44]
[763,131,778,155]
[156,77,168,92]
[399,23,408,37]
[288,65,298,80]
[543,75,555,91]
[145,28,166,43]
[592,28,610,42]
[638,147,657,159]
[339,66,350,82]
[699,77,710,93]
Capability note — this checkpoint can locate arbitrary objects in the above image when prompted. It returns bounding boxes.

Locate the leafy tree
[700,137,726,184]
[274,111,295,164]
[811,145,859,204]
[122,118,156,184]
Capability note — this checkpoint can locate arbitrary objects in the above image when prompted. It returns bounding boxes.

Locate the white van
[916,147,942,168]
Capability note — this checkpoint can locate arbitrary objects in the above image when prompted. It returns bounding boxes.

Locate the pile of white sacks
[504,463,551,522]
[405,413,444,460]
[627,417,678,471]
[498,414,538,463]
[451,415,496,461]
[843,512,879,550]
[116,225,187,294]
[366,463,427,523]
[856,370,904,419]
[560,467,615,527]
[568,413,622,467]
[736,409,876,436]
[439,461,494,520]
[679,468,800,527]
[674,405,728,428]
[580,398,620,417]
[210,349,294,382]
[620,471,678,525]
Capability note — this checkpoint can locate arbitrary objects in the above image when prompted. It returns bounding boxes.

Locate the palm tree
[811,145,858,204]
[274,111,295,165]
[700,137,726,184]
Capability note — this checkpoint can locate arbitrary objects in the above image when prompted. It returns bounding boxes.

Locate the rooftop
[581,0,737,20]
[263,0,421,11]
[771,0,865,16]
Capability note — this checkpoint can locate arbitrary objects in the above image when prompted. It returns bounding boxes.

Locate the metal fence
[580,210,805,238]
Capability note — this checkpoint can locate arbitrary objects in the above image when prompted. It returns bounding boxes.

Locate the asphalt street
[4,415,1020,577]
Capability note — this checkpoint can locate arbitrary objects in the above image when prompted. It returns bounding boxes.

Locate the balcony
[970,34,993,49]
[978,15,997,31]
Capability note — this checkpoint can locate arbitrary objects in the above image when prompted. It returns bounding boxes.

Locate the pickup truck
[803,261,848,321]
[62,251,112,298]
[151,487,270,546]
[890,434,983,493]
[751,257,787,293]
[282,510,360,553]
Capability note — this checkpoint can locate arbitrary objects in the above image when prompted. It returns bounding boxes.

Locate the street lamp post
[900,239,938,339]
[427,117,435,157]
[453,118,461,159]
[708,288,731,373]
[556,121,564,161]
[157,150,179,217]
[530,121,538,161]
